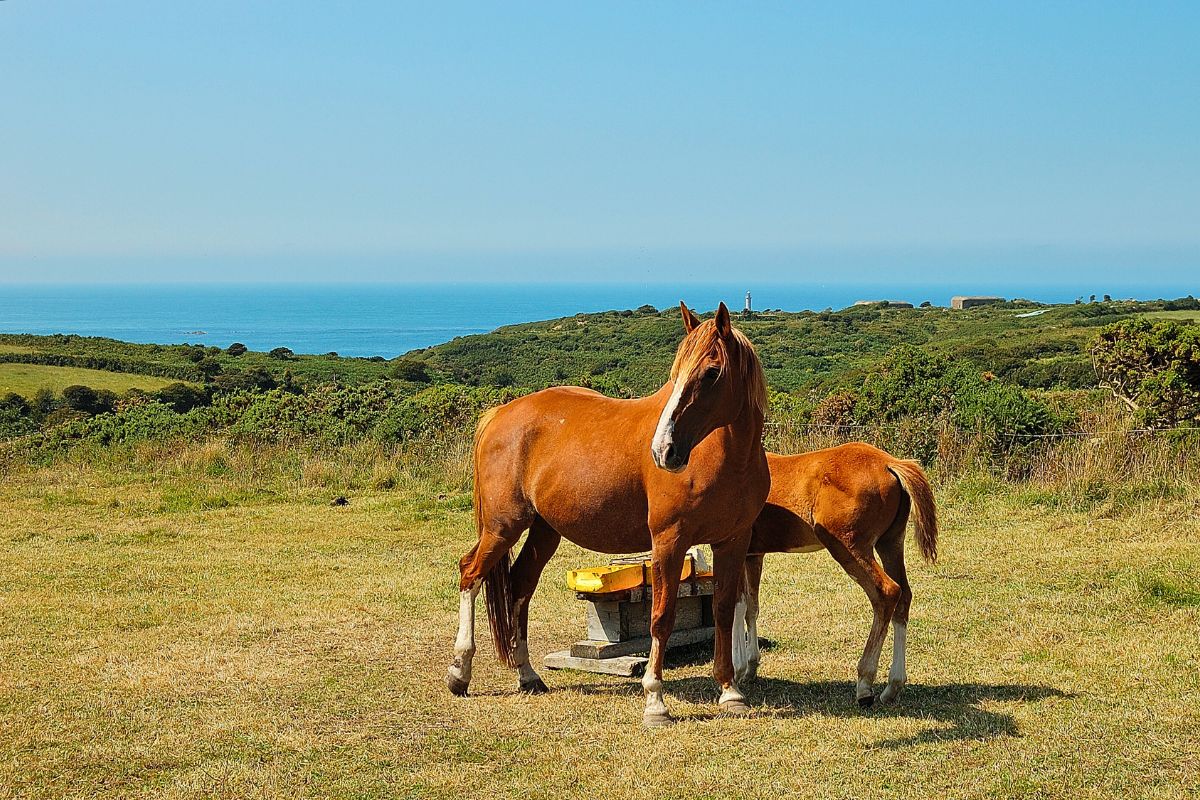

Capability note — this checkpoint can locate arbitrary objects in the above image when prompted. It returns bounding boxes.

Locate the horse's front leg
[712,535,753,714]
[641,535,690,728]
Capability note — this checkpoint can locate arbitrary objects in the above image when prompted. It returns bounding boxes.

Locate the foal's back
[750,443,905,554]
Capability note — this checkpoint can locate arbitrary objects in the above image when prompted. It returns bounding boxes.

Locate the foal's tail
[886,459,939,564]
[473,406,520,667]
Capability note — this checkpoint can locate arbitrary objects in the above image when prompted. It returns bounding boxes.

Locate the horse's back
[752,444,904,552]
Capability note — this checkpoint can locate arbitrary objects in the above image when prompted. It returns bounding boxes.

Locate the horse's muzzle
[652,441,689,473]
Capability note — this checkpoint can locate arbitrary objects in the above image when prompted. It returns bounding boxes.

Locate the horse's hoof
[519,678,549,695]
[643,711,675,729]
[880,681,905,704]
[719,698,752,716]
[446,674,470,697]
[857,694,875,708]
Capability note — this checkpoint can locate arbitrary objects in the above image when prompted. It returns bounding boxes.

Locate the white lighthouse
[744,291,752,313]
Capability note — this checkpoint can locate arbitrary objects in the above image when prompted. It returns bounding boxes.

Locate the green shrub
[1092,318,1200,427]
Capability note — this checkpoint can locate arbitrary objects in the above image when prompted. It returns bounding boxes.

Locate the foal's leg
[813,526,901,707]
[712,535,753,714]
[743,554,764,680]
[508,517,561,694]
[876,528,913,704]
[641,535,690,728]
[446,528,522,696]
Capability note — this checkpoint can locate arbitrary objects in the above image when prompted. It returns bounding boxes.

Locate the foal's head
[650,301,766,472]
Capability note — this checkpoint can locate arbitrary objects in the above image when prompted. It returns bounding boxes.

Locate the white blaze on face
[651,378,686,467]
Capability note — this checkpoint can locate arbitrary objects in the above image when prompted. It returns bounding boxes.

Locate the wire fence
[763,421,1200,440]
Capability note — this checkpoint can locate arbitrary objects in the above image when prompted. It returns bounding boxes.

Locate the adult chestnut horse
[447,302,769,726]
[735,443,938,706]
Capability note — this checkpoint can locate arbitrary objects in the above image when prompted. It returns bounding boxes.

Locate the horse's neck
[720,404,765,466]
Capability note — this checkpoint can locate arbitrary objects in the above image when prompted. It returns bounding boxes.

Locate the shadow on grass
[561,641,1071,746]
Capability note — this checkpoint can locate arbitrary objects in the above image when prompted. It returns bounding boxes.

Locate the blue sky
[1,2,1197,285]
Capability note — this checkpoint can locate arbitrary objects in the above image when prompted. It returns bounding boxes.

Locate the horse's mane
[670,319,767,418]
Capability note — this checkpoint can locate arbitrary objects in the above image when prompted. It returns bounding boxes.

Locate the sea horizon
[1,280,1195,358]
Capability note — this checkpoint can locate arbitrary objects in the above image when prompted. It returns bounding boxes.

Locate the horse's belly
[531,465,653,554]
[538,503,653,555]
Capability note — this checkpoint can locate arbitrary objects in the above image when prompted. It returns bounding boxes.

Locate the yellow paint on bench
[567,554,711,593]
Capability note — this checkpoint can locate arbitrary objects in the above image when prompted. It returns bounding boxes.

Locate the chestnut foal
[448,302,770,726]
[736,443,938,706]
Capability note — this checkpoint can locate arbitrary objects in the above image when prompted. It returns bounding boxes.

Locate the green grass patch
[1143,310,1200,321]
[1140,574,1200,608]
[0,363,184,397]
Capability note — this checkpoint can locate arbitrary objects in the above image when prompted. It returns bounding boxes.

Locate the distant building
[853,300,914,309]
[951,295,1005,310]
[744,291,752,313]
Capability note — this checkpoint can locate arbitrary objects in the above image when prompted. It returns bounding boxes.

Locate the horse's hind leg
[446,527,524,696]
[876,519,913,704]
[813,525,900,707]
[508,517,561,694]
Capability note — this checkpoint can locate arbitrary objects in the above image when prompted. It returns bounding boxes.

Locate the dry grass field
[2,442,1198,799]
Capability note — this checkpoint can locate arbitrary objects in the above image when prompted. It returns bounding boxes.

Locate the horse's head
[651,301,766,472]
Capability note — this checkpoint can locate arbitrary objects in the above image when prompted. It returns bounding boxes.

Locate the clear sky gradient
[1,2,1197,285]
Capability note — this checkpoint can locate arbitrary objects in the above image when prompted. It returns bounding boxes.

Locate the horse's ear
[715,302,732,337]
[680,301,701,333]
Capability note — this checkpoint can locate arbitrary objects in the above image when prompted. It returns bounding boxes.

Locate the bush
[269,347,296,361]
[226,342,248,357]
[156,383,208,413]
[212,367,276,394]
[1092,318,1200,427]
[61,385,117,416]
[374,384,521,442]
[391,358,431,383]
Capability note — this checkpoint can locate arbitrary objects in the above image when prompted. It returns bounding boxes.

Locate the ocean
[0,281,1194,358]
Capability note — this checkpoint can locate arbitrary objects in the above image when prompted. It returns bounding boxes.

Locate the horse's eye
[703,366,721,383]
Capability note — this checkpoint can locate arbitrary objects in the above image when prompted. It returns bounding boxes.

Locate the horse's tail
[484,551,519,667]
[473,406,519,667]
[886,459,938,564]
[471,406,500,542]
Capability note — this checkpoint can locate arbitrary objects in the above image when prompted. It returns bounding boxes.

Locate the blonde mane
[670,319,767,418]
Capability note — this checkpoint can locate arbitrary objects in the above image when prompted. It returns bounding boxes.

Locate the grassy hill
[417,298,1196,396]
[3,297,1196,402]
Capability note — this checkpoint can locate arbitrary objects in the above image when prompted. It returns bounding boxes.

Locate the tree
[1091,318,1200,427]
[919,301,932,308]
[268,347,295,361]
[1103,294,1112,303]
[226,342,248,357]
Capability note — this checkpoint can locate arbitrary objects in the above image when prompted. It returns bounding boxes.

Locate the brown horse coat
[740,442,937,705]
[448,302,770,725]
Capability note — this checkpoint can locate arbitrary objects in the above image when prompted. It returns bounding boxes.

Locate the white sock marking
[449,582,481,684]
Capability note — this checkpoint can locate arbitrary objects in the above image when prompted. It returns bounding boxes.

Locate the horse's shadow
[565,642,1071,747]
